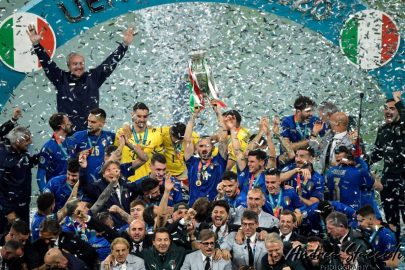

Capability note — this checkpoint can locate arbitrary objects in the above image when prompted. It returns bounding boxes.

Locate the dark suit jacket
[30,231,98,268]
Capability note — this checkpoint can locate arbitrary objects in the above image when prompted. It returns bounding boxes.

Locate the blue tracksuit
[33,43,128,131]
[36,135,76,192]
[280,115,326,143]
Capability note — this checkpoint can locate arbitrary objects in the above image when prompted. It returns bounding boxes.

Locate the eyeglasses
[241,222,256,228]
[201,241,215,247]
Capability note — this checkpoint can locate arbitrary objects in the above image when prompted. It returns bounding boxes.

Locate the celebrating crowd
[0,25,404,270]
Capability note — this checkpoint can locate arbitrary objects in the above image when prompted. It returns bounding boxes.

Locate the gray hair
[325,211,348,228]
[6,126,31,145]
[318,101,339,116]
[265,232,283,246]
[66,52,84,66]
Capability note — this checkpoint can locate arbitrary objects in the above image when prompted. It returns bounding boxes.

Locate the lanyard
[294,116,308,139]
[368,227,379,244]
[87,131,102,150]
[53,133,68,159]
[268,189,283,211]
[198,159,212,181]
[132,126,148,145]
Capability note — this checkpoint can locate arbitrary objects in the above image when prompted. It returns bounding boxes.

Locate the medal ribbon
[268,189,283,215]
[294,115,308,139]
[249,174,257,190]
[198,159,212,182]
[87,131,102,153]
[132,127,148,145]
[53,133,69,159]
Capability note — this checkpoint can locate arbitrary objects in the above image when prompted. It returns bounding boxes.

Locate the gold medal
[196,180,202,186]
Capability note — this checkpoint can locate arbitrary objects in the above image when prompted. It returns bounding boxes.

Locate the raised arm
[27,25,64,85]
[229,119,246,171]
[92,26,136,86]
[155,174,175,229]
[263,117,277,169]
[184,109,199,161]
[212,101,228,160]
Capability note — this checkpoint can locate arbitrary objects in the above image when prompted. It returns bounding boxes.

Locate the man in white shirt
[221,210,267,270]
[181,229,231,270]
[102,237,145,270]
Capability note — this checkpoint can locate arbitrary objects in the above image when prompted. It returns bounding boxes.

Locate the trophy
[188,50,226,111]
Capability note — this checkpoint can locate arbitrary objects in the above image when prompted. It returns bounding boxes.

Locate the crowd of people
[0,25,404,270]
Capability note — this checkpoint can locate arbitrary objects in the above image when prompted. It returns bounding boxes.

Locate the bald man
[311,112,353,174]
[44,248,87,269]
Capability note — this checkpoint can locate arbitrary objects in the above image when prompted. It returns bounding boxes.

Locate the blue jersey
[136,175,183,207]
[225,192,247,223]
[186,154,227,206]
[281,163,324,201]
[36,136,76,192]
[71,130,115,183]
[31,212,57,241]
[43,175,84,212]
[300,200,356,237]
[263,187,303,215]
[326,164,374,210]
[281,115,325,143]
[369,227,397,259]
[237,166,266,195]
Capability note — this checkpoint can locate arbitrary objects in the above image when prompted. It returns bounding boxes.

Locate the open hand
[26,24,44,45]
[123,26,137,46]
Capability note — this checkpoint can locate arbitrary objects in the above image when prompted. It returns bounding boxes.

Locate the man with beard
[184,105,228,206]
[115,102,164,181]
[71,108,115,183]
[0,127,33,233]
[216,171,247,222]
[136,153,183,206]
[182,229,232,270]
[43,158,83,212]
[280,95,325,151]
[280,147,324,206]
[221,210,267,270]
[368,91,405,240]
[27,25,135,131]
[141,227,188,270]
[44,248,87,270]
[37,113,75,192]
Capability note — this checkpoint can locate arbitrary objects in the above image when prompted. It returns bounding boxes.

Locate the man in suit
[182,229,232,270]
[277,210,306,255]
[234,188,279,228]
[221,210,267,270]
[101,237,146,270]
[30,219,98,269]
[44,247,87,269]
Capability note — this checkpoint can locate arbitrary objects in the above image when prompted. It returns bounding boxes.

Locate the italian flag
[340,10,400,70]
[0,13,55,72]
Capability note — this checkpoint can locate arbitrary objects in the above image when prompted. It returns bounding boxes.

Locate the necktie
[246,238,254,266]
[323,139,333,172]
[215,226,221,241]
[134,243,140,253]
[204,257,211,270]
